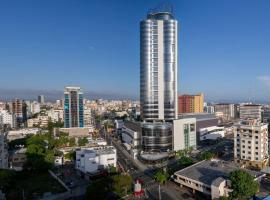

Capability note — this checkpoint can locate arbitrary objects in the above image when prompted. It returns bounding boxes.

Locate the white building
[30,101,40,115]
[239,104,262,121]
[47,109,64,123]
[173,118,196,151]
[200,126,225,141]
[204,105,215,114]
[84,108,94,128]
[0,133,8,169]
[76,146,117,174]
[234,119,269,169]
[0,110,15,128]
[173,159,264,200]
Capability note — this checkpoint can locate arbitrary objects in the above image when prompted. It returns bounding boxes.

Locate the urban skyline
[0,0,270,102]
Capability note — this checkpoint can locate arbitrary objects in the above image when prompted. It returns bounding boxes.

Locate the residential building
[214,103,235,121]
[29,101,40,115]
[12,99,27,127]
[121,121,141,159]
[0,133,8,169]
[84,108,94,128]
[0,110,15,128]
[173,159,265,200]
[173,118,196,151]
[239,104,262,121]
[75,146,117,174]
[234,119,269,169]
[64,87,84,128]
[178,93,204,114]
[199,126,225,141]
[204,105,215,114]
[140,8,178,122]
[38,95,45,104]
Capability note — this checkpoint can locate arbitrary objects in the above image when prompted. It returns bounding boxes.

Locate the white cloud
[257,76,270,86]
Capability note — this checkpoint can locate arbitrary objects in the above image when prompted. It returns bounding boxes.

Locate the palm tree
[154,171,169,200]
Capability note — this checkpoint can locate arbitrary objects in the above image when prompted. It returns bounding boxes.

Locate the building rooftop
[82,146,116,156]
[175,159,264,186]
[178,113,217,121]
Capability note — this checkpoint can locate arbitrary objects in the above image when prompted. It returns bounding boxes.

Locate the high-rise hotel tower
[140,9,178,122]
[64,87,84,128]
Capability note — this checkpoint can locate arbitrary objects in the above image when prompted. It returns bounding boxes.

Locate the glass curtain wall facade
[140,11,178,122]
[64,87,84,128]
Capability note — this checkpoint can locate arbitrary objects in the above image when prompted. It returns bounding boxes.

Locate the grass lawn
[6,170,66,200]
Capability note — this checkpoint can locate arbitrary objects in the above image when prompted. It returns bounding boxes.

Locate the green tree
[200,151,215,160]
[179,156,193,167]
[229,170,259,200]
[64,151,76,161]
[86,178,111,200]
[69,138,76,147]
[78,137,88,146]
[154,171,169,184]
[112,174,132,197]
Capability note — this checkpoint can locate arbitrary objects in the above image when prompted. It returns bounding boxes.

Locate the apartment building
[214,103,235,121]
[178,93,204,114]
[234,119,269,169]
[239,104,262,121]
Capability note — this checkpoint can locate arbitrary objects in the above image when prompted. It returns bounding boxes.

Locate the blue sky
[0,0,270,101]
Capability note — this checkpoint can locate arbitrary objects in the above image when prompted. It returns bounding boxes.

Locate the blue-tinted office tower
[64,87,84,128]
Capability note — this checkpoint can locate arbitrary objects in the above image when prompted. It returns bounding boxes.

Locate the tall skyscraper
[140,8,178,122]
[38,95,45,104]
[64,87,84,128]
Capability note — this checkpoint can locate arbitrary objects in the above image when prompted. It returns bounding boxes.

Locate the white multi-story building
[30,101,40,115]
[47,109,64,122]
[76,146,117,174]
[200,126,225,141]
[173,118,196,151]
[204,105,215,114]
[84,108,94,128]
[0,133,8,169]
[239,104,262,121]
[234,119,268,169]
[0,110,15,128]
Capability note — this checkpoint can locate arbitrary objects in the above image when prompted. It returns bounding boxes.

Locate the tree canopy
[154,170,169,184]
[229,170,259,200]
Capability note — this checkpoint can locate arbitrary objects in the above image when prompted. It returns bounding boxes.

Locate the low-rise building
[173,118,196,151]
[173,159,265,200]
[9,148,27,171]
[7,128,40,141]
[199,126,225,141]
[234,119,269,169]
[75,146,117,174]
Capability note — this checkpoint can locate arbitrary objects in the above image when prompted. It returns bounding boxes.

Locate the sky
[0,0,270,102]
